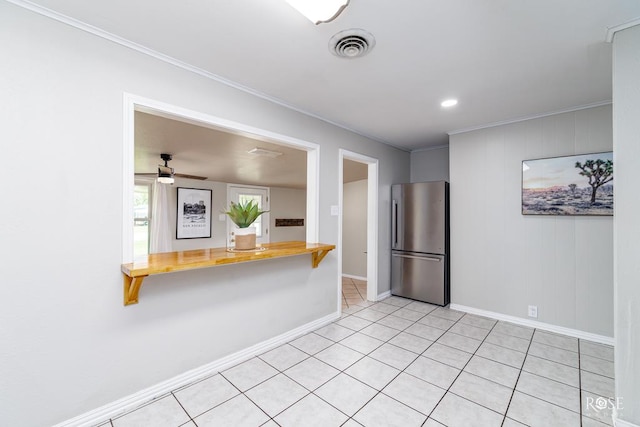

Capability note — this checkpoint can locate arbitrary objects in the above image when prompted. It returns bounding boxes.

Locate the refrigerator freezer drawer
[391,252,448,306]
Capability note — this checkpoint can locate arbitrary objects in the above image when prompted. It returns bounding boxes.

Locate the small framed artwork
[176,187,212,239]
[522,151,613,216]
[275,218,305,227]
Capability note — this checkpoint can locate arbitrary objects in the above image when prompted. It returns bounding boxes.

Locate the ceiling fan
[135,153,208,183]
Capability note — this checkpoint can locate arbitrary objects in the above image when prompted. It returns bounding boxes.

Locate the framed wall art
[522,151,613,216]
[176,187,212,239]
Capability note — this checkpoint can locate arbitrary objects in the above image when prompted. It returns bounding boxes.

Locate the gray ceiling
[134,112,309,189]
[135,112,368,188]
[22,0,640,150]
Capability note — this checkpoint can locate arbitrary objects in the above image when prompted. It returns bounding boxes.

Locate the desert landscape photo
[522,151,613,216]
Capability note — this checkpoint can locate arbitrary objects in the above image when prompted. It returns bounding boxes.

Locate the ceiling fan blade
[174,173,208,180]
[134,172,208,180]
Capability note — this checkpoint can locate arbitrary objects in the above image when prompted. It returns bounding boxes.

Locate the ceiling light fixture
[441,99,458,108]
[285,0,350,25]
[248,147,283,158]
[157,153,175,184]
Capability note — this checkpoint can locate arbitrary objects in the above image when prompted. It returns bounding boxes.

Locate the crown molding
[606,17,640,43]
[448,100,612,136]
[5,0,408,151]
[410,143,449,154]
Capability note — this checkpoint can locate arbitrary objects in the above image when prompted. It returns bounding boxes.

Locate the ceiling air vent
[329,29,375,58]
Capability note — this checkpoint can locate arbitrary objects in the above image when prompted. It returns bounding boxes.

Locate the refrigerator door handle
[392,253,442,262]
[392,199,398,249]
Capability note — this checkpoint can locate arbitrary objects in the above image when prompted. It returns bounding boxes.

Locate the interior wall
[0,4,410,426]
[410,145,450,182]
[150,180,306,251]
[269,187,306,242]
[342,179,368,278]
[612,24,640,425]
[168,178,228,250]
[449,105,613,336]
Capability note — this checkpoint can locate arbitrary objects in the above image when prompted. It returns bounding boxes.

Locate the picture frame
[522,151,613,216]
[176,187,212,239]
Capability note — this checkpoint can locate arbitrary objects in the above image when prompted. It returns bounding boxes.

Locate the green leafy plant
[224,200,268,228]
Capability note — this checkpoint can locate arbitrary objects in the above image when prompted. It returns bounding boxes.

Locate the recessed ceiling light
[441,99,458,108]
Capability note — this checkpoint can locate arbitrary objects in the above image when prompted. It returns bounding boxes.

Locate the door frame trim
[226,184,271,244]
[338,149,379,304]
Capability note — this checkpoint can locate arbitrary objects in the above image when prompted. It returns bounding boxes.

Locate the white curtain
[149,181,172,253]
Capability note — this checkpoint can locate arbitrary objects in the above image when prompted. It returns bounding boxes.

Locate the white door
[227,185,270,246]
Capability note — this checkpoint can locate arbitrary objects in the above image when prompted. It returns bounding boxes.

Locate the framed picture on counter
[176,187,212,239]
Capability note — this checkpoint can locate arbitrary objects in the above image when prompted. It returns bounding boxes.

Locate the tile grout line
[365,306,467,423]
[578,339,583,427]
[423,312,504,425]
[500,327,536,427]
[308,298,443,423]
[344,303,522,424]
[341,300,436,423]
[119,294,613,427]
[169,391,198,426]
[332,299,423,421]
[243,308,394,424]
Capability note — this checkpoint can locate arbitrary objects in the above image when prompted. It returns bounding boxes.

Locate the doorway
[338,149,379,310]
[227,185,271,247]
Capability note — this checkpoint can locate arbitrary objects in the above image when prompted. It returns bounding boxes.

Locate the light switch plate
[219,214,227,221]
[330,205,339,216]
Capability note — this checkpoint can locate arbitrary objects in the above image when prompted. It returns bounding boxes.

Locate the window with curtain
[133,183,151,258]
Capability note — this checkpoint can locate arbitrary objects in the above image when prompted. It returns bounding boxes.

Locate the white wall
[149,180,306,251]
[613,24,640,425]
[410,145,450,182]
[0,4,410,426]
[168,178,228,250]
[342,179,368,278]
[269,187,306,242]
[450,105,613,336]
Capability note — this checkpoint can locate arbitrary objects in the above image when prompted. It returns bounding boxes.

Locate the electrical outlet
[528,305,538,318]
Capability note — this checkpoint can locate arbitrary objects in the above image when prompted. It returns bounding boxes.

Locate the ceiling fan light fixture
[285,0,349,25]
[157,153,175,184]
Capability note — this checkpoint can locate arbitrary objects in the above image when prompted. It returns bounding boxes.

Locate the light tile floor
[101,295,615,427]
[342,277,367,308]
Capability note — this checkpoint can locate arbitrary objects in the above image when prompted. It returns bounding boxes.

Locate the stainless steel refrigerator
[391,181,450,305]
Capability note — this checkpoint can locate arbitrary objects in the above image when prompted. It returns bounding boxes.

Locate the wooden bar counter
[121,241,335,306]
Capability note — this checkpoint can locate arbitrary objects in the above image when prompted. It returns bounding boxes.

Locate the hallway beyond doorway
[342,276,370,309]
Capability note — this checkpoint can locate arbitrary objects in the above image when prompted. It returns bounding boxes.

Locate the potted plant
[224,200,268,250]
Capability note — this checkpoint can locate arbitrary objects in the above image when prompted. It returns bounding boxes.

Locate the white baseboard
[342,274,367,281]
[449,304,614,346]
[614,415,640,427]
[377,290,391,301]
[53,311,340,427]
